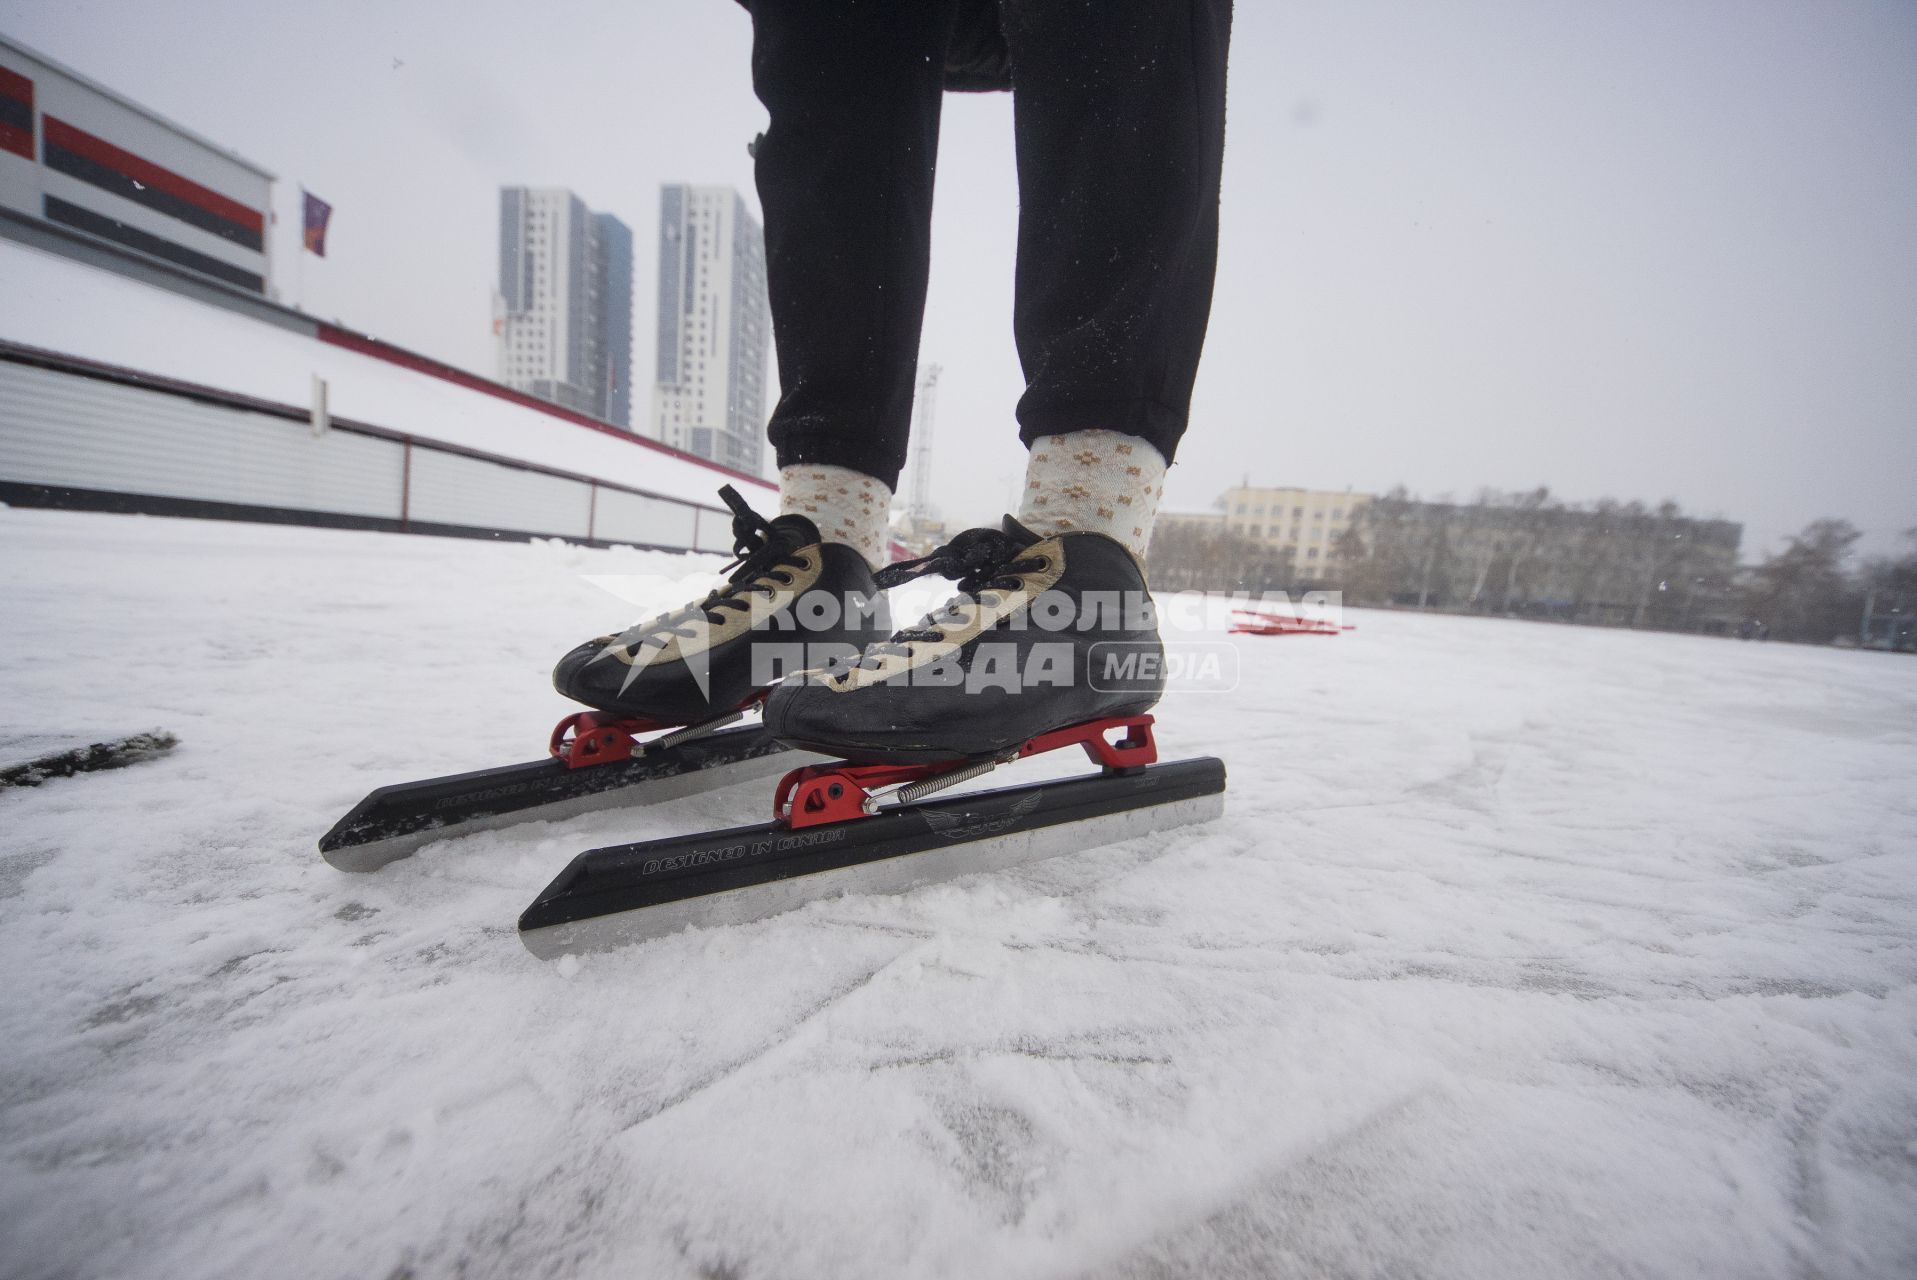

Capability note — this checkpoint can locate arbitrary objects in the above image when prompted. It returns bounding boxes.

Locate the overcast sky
[6,0,1914,558]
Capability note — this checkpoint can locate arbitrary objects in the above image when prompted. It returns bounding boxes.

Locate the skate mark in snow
[617,948,911,1133]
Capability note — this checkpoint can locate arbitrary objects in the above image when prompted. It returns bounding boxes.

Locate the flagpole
[296,187,306,312]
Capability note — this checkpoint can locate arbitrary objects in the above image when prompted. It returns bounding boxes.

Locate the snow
[0,238,773,505]
[3,505,1915,1280]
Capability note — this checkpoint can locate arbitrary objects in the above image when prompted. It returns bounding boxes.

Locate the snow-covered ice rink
[3,507,1914,1280]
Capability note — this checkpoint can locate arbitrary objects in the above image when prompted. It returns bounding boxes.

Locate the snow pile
[1,507,1914,1279]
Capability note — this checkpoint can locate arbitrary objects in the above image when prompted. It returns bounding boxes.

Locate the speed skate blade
[320,726,812,873]
[518,756,1226,959]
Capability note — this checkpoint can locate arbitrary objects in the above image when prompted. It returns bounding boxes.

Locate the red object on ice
[775,715,1160,830]
[1229,609,1354,637]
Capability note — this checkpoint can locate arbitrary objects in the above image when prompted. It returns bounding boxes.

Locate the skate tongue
[716,484,819,554]
[1000,515,1043,546]
[768,513,822,547]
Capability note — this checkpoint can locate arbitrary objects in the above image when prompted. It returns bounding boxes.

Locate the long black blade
[319,726,798,872]
[519,756,1227,956]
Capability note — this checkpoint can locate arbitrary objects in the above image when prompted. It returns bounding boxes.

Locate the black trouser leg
[1000,0,1233,463]
[749,0,960,491]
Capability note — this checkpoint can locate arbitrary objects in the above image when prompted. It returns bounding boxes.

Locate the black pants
[750,0,1232,490]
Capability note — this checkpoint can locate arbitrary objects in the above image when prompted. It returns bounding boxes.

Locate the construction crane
[905,363,941,525]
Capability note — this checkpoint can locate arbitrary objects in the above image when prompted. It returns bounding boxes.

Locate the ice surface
[1,507,1914,1280]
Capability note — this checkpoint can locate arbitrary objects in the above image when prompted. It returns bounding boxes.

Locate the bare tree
[1742,519,1863,642]
[1494,487,1551,613]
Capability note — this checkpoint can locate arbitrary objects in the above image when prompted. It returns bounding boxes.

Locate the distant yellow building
[1219,486,1369,570]
[1152,511,1226,534]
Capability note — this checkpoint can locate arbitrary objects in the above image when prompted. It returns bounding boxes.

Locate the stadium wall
[0,227,776,553]
[0,341,735,551]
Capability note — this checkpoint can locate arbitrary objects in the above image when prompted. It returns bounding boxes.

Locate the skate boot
[763,517,1164,762]
[552,485,890,724]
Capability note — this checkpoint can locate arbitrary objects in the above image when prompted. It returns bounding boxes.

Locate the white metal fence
[0,350,732,553]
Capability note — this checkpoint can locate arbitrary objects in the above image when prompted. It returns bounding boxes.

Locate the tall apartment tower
[497,187,633,428]
[653,184,769,474]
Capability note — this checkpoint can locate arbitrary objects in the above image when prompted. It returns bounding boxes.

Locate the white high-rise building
[497,187,633,427]
[652,184,769,474]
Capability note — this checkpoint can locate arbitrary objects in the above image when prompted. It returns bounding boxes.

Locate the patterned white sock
[778,464,893,570]
[1017,429,1168,557]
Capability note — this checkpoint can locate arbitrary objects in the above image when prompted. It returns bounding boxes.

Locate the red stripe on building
[0,65,32,160]
[314,325,777,493]
[42,117,262,234]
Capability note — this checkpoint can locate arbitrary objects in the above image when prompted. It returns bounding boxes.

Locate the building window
[1307,547,1319,559]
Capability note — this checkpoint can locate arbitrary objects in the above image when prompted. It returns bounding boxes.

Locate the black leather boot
[763,517,1164,761]
[553,486,890,722]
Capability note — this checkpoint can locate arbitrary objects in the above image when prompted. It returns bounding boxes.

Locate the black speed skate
[319,486,889,873]
[331,506,1228,948]
[762,518,1164,761]
[552,485,889,723]
[518,526,1223,958]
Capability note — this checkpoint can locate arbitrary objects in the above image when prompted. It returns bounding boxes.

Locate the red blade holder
[775,714,1159,830]
[548,711,670,769]
[548,690,772,770]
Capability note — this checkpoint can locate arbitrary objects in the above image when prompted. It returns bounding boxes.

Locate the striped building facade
[0,35,273,296]
[652,184,769,476]
[496,187,634,429]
